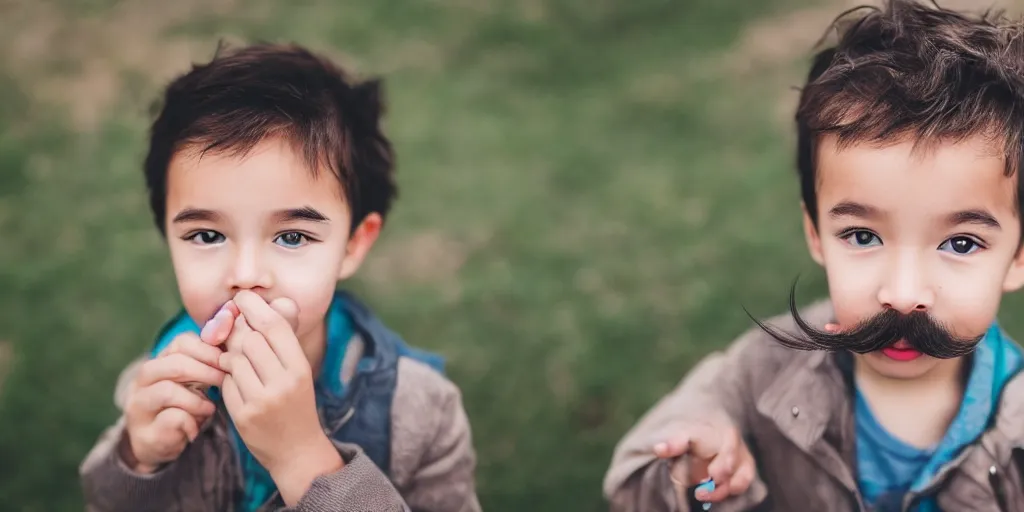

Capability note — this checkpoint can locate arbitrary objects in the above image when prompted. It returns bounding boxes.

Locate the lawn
[3,0,1023,510]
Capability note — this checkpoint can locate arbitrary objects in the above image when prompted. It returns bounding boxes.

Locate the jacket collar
[755,349,860,494]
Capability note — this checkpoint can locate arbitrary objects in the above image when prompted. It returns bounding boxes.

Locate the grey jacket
[605,300,1024,511]
[81,310,481,512]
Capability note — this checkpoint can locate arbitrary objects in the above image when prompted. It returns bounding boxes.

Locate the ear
[337,213,383,281]
[802,202,824,266]
[1002,243,1024,292]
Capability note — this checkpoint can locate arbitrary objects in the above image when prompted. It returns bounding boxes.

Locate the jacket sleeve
[79,357,230,512]
[602,301,834,512]
[283,356,480,512]
[283,443,410,512]
[390,358,481,512]
[602,331,770,512]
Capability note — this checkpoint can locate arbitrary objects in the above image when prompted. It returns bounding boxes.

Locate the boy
[604,1,1024,511]
[79,43,480,512]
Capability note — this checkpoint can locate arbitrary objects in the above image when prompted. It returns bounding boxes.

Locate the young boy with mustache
[605,1,1024,511]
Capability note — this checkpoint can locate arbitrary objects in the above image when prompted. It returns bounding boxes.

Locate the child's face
[804,134,1024,380]
[164,137,379,346]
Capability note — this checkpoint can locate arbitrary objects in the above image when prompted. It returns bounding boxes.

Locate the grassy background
[2,0,1023,510]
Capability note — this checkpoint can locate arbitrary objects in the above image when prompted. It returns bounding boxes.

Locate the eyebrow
[172,208,220,224]
[946,209,1001,230]
[272,206,330,223]
[171,206,330,224]
[828,201,880,220]
[827,202,1002,230]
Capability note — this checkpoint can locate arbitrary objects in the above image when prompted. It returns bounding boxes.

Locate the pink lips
[880,339,922,361]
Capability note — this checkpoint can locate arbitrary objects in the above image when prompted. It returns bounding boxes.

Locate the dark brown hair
[144,43,396,235]
[796,0,1024,229]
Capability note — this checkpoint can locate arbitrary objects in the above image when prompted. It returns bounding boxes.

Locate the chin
[861,351,941,380]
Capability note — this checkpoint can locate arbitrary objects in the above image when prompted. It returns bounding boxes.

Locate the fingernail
[654,443,667,454]
[200,317,220,341]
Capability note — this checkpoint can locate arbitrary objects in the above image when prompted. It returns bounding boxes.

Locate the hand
[653,421,757,503]
[219,290,342,505]
[122,332,226,473]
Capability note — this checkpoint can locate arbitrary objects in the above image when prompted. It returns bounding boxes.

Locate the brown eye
[843,230,880,248]
[184,230,225,245]
[275,232,308,248]
[942,236,980,255]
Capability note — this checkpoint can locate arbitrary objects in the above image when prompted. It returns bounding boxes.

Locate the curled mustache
[744,278,982,359]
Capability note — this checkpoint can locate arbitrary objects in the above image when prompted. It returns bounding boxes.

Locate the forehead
[815,134,1017,217]
[166,138,346,210]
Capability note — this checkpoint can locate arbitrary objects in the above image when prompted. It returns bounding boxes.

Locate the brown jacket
[80,334,481,512]
[604,299,1024,511]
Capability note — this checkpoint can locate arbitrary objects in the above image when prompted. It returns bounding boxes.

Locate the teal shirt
[152,297,358,512]
[855,386,934,509]
[855,323,1024,511]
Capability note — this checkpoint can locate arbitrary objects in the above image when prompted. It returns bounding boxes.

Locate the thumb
[268,297,300,333]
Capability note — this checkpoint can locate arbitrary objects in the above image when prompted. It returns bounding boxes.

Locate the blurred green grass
[4,0,1024,510]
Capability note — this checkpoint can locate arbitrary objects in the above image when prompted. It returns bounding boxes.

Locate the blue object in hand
[696,479,715,510]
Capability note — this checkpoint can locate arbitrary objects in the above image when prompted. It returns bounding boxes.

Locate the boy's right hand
[121,332,226,473]
[653,421,756,503]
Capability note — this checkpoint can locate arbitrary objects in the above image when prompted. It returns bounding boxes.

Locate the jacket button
[791,406,800,417]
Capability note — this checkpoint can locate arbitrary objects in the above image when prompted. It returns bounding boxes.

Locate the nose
[876,249,933,314]
[227,242,273,291]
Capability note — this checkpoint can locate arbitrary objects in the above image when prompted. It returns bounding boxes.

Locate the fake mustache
[745,279,982,359]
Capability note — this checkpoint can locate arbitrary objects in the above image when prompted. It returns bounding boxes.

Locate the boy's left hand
[220,290,343,505]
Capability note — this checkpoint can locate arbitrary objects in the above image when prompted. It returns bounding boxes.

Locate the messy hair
[144,43,396,235]
[796,0,1024,229]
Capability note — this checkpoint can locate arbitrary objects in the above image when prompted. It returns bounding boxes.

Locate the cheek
[934,260,1006,337]
[169,244,228,324]
[271,244,347,334]
[821,246,880,325]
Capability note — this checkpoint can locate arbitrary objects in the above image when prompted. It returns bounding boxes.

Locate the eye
[274,232,311,248]
[183,230,225,245]
[939,236,983,255]
[841,230,881,248]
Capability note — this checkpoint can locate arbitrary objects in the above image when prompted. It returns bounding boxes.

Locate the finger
[135,381,217,417]
[685,421,728,461]
[240,331,285,383]
[685,457,710,486]
[232,290,306,369]
[200,305,237,346]
[223,300,240,318]
[154,407,200,443]
[824,322,840,333]
[161,332,224,370]
[696,478,733,503]
[224,314,254,354]
[221,375,245,413]
[136,353,226,388]
[728,460,756,495]
[659,430,692,458]
[268,297,300,332]
[706,428,739,482]
[223,352,263,402]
